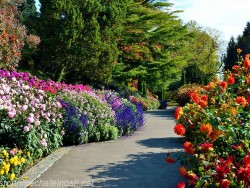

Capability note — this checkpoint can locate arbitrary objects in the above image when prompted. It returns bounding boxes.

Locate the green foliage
[113,0,189,95]
[180,21,221,86]
[37,0,127,84]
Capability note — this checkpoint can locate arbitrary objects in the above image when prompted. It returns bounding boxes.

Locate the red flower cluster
[219,81,228,91]
[174,124,186,136]
[237,155,250,186]
[190,92,208,108]
[235,96,247,107]
[227,75,235,85]
[184,141,195,154]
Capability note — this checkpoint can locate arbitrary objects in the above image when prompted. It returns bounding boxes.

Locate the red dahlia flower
[184,142,195,154]
[219,81,228,90]
[174,124,186,136]
[220,179,230,188]
[190,92,200,103]
[227,75,235,85]
[235,96,247,107]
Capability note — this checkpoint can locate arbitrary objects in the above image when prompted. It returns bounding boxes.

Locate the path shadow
[145,108,176,119]
[137,137,184,150]
[81,151,185,188]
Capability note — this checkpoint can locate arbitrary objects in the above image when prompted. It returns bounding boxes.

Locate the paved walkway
[31,107,185,188]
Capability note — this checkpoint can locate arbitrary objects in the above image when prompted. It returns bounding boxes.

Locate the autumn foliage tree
[0,0,39,70]
[0,0,27,69]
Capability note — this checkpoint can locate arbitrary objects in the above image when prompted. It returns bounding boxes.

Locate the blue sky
[169,0,250,41]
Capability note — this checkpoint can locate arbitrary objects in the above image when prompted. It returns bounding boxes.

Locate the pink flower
[40,139,47,147]
[8,111,15,118]
[35,120,40,126]
[22,105,28,111]
[23,126,30,132]
[27,116,34,123]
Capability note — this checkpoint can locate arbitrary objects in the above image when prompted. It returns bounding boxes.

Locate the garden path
[31,107,185,188]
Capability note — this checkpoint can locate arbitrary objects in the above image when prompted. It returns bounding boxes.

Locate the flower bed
[173,53,250,187]
[0,70,145,183]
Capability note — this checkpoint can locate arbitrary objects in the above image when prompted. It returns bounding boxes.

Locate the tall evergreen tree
[19,0,37,29]
[113,0,189,97]
[223,37,238,71]
[37,0,127,84]
[237,22,250,56]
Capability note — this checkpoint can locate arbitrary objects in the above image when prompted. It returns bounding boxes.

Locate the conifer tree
[113,0,189,97]
[223,37,238,71]
[37,0,127,83]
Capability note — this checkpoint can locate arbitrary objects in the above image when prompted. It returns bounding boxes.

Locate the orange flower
[204,82,216,91]
[236,96,247,107]
[229,107,238,115]
[200,123,213,135]
[184,141,195,154]
[219,81,228,90]
[247,75,250,86]
[209,130,224,142]
[174,124,186,136]
[243,55,250,69]
[174,107,183,120]
[179,166,188,177]
[198,100,208,108]
[220,104,227,108]
[210,98,216,104]
[227,75,235,85]
[232,65,239,73]
[190,92,200,103]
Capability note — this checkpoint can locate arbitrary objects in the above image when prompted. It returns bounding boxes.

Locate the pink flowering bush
[0,71,64,159]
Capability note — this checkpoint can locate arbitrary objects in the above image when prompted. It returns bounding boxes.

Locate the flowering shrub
[103,92,145,135]
[0,73,64,158]
[0,147,32,184]
[129,96,159,110]
[58,90,117,144]
[176,84,204,106]
[173,52,250,187]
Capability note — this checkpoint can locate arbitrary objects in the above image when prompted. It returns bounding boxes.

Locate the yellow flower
[21,157,25,163]
[27,152,30,157]
[18,150,23,155]
[10,158,15,165]
[9,173,15,181]
[14,161,18,166]
[0,170,4,175]
[2,150,7,156]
